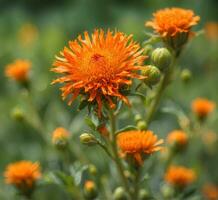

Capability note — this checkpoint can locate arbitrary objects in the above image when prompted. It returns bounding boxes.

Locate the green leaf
[85,117,97,131]
[78,100,89,110]
[116,125,138,134]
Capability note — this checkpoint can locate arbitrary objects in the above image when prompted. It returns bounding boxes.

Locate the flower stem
[145,57,176,126]
[109,110,131,199]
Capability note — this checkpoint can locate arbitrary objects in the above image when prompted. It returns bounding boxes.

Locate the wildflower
[4,161,41,194]
[203,183,218,200]
[167,130,188,149]
[52,127,70,149]
[5,59,31,82]
[205,22,218,40]
[165,165,196,189]
[117,130,163,165]
[146,8,200,54]
[51,29,146,117]
[191,98,216,120]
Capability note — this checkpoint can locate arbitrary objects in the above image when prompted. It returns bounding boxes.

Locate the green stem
[109,110,131,199]
[132,168,141,200]
[145,58,177,126]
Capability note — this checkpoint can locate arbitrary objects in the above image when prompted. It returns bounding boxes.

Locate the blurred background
[0,0,217,199]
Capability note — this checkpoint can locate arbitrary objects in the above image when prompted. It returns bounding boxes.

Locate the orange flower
[51,29,146,116]
[52,127,70,144]
[167,130,188,147]
[117,130,163,165]
[203,183,218,200]
[84,180,95,191]
[192,98,216,119]
[4,161,41,189]
[205,22,218,40]
[146,7,200,37]
[5,59,31,82]
[165,165,196,188]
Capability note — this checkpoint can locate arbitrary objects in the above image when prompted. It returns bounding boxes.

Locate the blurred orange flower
[117,130,163,165]
[167,130,188,147]
[203,183,218,200]
[4,161,41,189]
[5,59,31,82]
[192,98,216,119]
[165,165,196,188]
[52,127,70,143]
[84,180,95,191]
[205,22,218,40]
[146,7,200,37]
[51,29,146,116]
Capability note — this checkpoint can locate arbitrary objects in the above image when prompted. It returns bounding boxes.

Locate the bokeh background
[0,0,218,199]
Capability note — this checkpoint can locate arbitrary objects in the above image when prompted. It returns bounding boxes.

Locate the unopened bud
[180,69,192,83]
[137,120,147,130]
[88,164,97,176]
[52,127,70,150]
[143,44,153,55]
[113,187,128,200]
[139,189,150,200]
[151,48,172,72]
[80,133,97,146]
[84,180,98,199]
[11,107,25,121]
[141,65,161,86]
[161,184,174,199]
[134,114,142,122]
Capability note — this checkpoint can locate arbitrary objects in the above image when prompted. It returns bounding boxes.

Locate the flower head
[5,59,31,82]
[165,165,196,188]
[192,98,216,119]
[117,130,163,165]
[167,130,188,147]
[51,29,146,116]
[146,7,200,37]
[203,183,218,200]
[4,161,41,189]
[52,127,70,143]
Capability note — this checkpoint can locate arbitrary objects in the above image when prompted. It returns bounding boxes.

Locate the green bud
[134,114,142,122]
[54,138,68,150]
[11,107,25,121]
[88,164,97,176]
[143,44,153,55]
[180,69,192,83]
[141,65,161,86]
[151,48,172,72]
[137,120,147,130]
[139,189,150,200]
[161,184,174,199]
[80,133,97,146]
[113,187,128,200]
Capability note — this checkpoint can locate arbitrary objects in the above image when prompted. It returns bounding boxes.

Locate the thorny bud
[141,65,161,86]
[80,133,97,146]
[151,48,172,72]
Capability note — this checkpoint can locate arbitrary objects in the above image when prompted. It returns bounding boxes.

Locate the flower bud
[134,114,142,122]
[11,107,25,121]
[88,164,97,176]
[80,133,97,146]
[52,127,70,150]
[137,120,147,130]
[180,69,192,83]
[139,189,150,200]
[84,180,98,199]
[151,48,172,72]
[113,187,128,200]
[141,65,161,86]
[161,184,174,198]
[143,44,153,55]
